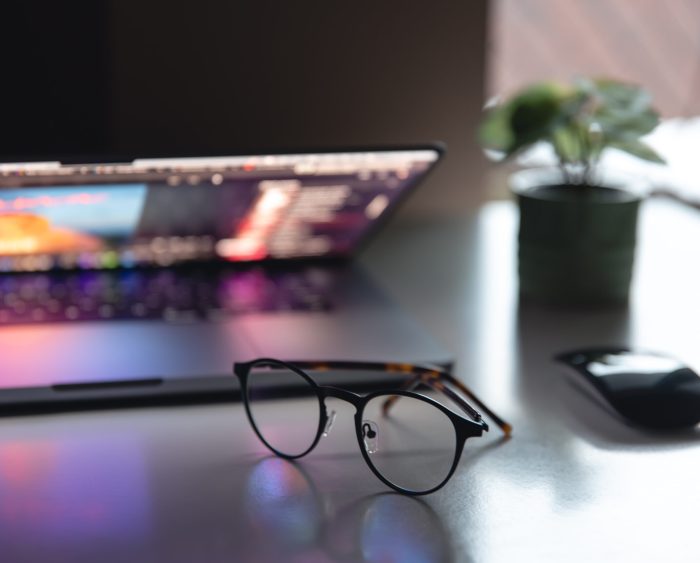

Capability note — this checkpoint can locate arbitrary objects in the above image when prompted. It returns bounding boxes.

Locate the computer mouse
[555,347,700,430]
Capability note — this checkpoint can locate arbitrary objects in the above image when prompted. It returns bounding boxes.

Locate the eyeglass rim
[234,358,483,494]
[350,389,469,495]
[236,358,326,459]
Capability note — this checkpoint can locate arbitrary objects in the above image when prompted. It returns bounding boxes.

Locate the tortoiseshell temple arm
[284,360,512,437]
[382,372,512,436]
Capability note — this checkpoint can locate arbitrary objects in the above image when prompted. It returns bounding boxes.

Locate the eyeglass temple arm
[286,360,512,437]
[386,376,484,423]
[379,377,478,419]
[382,372,512,437]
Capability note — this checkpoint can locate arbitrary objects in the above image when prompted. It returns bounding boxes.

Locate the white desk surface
[1,199,698,563]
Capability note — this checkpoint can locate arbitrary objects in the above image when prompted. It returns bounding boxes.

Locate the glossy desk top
[1,199,698,562]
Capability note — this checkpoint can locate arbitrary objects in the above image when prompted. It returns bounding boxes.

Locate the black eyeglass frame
[234,358,508,495]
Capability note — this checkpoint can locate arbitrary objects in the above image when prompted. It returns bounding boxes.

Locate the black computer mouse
[555,347,700,430]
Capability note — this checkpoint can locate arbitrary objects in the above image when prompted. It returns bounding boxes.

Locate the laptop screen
[0,149,440,273]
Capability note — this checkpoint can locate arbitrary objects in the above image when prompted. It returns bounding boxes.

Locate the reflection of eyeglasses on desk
[244,457,451,560]
[233,358,512,495]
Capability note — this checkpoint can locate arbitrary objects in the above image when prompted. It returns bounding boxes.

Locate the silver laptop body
[0,148,448,408]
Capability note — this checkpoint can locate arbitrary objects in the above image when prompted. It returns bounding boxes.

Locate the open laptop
[0,147,450,409]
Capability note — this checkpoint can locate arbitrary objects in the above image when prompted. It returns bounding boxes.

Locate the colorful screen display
[0,150,439,272]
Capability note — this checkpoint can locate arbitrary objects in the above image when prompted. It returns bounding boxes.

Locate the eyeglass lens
[361,394,457,492]
[247,362,321,457]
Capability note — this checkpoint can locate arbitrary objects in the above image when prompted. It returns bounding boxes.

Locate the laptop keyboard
[0,267,334,325]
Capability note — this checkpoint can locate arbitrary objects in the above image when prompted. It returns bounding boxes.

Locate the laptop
[0,147,450,409]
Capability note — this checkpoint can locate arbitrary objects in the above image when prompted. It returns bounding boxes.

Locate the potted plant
[479,78,666,306]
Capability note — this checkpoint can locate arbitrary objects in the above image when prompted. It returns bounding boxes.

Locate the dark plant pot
[512,170,643,307]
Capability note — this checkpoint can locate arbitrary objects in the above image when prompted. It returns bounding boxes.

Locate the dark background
[0,1,488,217]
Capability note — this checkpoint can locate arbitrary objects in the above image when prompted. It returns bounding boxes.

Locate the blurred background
[2,1,700,216]
[491,0,700,117]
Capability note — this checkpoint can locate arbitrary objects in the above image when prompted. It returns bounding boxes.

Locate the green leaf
[589,79,660,136]
[597,107,659,137]
[478,104,513,152]
[592,79,653,115]
[478,82,577,158]
[608,138,666,164]
[506,83,573,155]
[551,126,583,163]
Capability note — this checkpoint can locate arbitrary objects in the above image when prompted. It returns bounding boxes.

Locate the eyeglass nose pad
[322,409,337,437]
[361,420,379,454]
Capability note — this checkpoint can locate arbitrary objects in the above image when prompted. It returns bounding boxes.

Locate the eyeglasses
[234,358,512,495]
